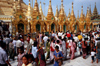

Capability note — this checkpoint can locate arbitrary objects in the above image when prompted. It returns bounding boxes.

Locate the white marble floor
[10,48,100,66]
[10,55,100,66]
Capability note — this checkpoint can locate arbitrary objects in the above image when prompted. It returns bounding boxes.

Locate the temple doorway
[36,24,41,32]
[63,25,66,32]
[51,23,55,32]
[18,23,24,34]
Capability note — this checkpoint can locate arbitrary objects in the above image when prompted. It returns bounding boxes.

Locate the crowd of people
[0,30,100,66]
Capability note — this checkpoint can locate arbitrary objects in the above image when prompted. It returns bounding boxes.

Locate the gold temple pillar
[27,22,30,33]
[61,25,63,32]
[16,25,18,33]
[31,23,33,33]
[24,25,27,34]
[41,25,43,32]
[50,24,51,32]
[33,25,36,32]
[12,25,16,34]
[47,24,50,32]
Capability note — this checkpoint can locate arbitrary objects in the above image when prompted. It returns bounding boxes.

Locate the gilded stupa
[0,0,100,34]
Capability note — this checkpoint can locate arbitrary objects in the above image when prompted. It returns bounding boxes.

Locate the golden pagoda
[0,0,100,34]
[12,0,28,34]
[45,0,57,32]
[86,7,92,32]
[69,2,76,33]
[31,0,44,33]
[58,0,66,32]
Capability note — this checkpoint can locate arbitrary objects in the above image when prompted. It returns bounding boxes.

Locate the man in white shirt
[73,35,79,48]
[0,42,11,66]
[16,37,22,54]
[12,38,16,56]
[73,35,79,42]
[62,33,65,39]
[30,38,34,44]
[58,31,62,37]
[31,42,38,59]
[43,34,48,48]
[52,31,55,37]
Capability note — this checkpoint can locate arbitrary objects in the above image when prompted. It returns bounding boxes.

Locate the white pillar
[9,23,12,34]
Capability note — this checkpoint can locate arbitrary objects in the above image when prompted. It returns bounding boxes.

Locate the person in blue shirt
[54,46,63,66]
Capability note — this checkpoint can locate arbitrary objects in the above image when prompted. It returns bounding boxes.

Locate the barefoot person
[96,39,100,63]
[54,46,63,66]
[91,49,95,63]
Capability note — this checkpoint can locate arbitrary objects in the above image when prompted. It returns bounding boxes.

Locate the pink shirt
[70,42,76,50]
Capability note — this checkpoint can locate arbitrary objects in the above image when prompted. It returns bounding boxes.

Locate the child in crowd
[22,54,33,66]
[28,54,37,66]
[91,49,95,63]
[17,48,25,66]
[54,46,63,66]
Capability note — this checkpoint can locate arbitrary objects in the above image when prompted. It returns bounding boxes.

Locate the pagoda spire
[86,7,90,18]
[39,1,43,15]
[29,0,31,5]
[17,0,21,10]
[39,1,44,20]
[13,0,16,12]
[27,0,31,18]
[35,0,37,3]
[47,0,53,14]
[59,0,64,15]
[93,2,98,16]
[89,5,92,17]
[71,2,74,16]
[27,0,31,33]
[80,6,84,18]
[34,0,39,11]
[77,10,79,20]
[55,5,59,18]
[32,0,33,8]
[68,9,70,18]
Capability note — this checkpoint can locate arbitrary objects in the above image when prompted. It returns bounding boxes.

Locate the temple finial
[34,0,39,11]
[71,2,74,16]
[80,5,84,18]
[68,9,70,18]
[93,2,98,16]
[59,0,64,15]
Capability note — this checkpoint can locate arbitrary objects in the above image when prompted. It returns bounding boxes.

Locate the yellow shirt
[78,35,83,40]
[22,63,33,66]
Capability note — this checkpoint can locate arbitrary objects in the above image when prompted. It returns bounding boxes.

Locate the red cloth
[50,46,55,52]
[67,34,71,38]
[66,42,68,49]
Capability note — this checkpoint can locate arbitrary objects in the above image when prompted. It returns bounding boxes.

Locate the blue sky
[24,0,100,17]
